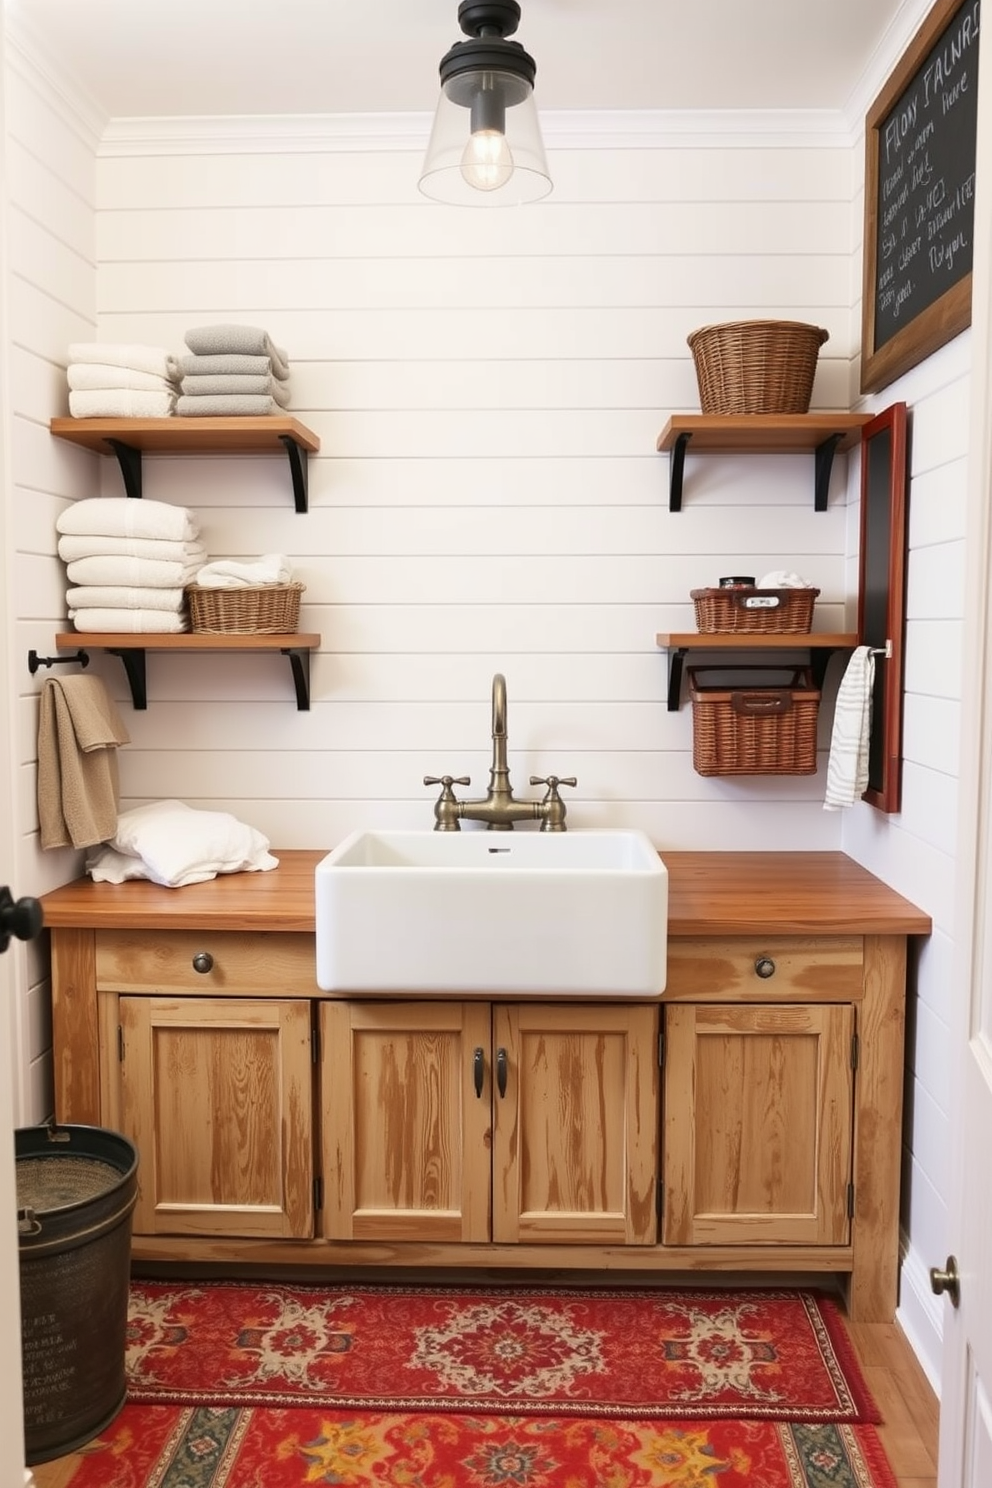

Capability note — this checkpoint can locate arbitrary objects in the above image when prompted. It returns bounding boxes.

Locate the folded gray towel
[176,393,285,417]
[180,373,290,407]
[178,352,290,380]
[184,325,290,378]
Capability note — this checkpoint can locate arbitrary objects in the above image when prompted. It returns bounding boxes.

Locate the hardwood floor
[27,1312,940,1488]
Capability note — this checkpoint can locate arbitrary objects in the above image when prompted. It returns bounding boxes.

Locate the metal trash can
[16,1122,139,1465]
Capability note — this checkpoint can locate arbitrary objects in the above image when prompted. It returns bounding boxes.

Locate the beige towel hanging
[37,675,131,849]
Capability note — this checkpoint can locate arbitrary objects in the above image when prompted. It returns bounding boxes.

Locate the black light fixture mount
[419,0,551,205]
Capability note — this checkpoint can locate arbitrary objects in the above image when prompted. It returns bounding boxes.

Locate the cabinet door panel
[321,1001,491,1242]
[119,996,314,1239]
[494,1003,659,1246]
[663,1003,854,1246]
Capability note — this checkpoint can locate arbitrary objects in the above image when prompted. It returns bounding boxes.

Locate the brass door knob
[929,1255,960,1307]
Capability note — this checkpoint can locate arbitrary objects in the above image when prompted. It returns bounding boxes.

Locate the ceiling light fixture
[418,0,552,206]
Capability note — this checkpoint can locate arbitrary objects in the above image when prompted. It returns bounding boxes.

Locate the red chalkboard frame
[861,0,978,394]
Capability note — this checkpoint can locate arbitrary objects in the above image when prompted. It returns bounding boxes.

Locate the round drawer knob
[754,956,776,979]
[192,951,214,974]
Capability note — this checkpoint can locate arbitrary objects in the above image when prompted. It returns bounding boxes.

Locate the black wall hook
[28,648,90,675]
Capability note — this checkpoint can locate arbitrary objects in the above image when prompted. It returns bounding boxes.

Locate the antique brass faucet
[424,673,576,831]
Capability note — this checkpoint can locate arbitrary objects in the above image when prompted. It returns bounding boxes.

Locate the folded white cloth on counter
[193,553,292,588]
[68,607,189,633]
[68,342,180,380]
[184,325,290,379]
[68,363,180,393]
[69,389,177,419]
[180,373,290,406]
[85,798,278,887]
[65,553,206,588]
[175,393,284,417]
[57,498,200,543]
[58,534,206,563]
[824,646,876,810]
[66,585,186,610]
[178,352,289,379]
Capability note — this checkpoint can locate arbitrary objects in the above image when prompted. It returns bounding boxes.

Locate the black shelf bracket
[107,439,144,500]
[667,648,688,710]
[281,646,312,710]
[108,648,148,709]
[668,431,691,512]
[814,433,844,512]
[279,435,310,513]
[103,434,310,510]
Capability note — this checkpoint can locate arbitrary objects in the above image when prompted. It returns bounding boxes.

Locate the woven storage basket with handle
[186,581,304,634]
[688,665,820,776]
[687,320,829,415]
[691,586,819,634]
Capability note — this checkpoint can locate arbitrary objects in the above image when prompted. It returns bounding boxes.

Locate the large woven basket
[691,586,819,635]
[186,581,304,634]
[688,666,820,776]
[687,320,829,415]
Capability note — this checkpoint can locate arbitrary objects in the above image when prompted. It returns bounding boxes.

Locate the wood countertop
[38,849,931,938]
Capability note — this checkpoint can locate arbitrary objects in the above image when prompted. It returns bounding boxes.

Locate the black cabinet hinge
[847,1182,855,1220]
[311,1025,321,1063]
[117,1024,124,1062]
[658,1030,665,1067]
[314,1175,323,1213]
[851,1032,859,1071]
[656,1182,663,1219]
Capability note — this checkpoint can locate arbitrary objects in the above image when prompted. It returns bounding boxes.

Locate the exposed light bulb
[460,128,513,192]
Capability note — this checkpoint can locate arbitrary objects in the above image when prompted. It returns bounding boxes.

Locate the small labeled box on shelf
[690,586,819,635]
[688,665,820,776]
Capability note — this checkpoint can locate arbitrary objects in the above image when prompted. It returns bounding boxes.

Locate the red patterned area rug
[66,1403,899,1488]
[124,1282,880,1423]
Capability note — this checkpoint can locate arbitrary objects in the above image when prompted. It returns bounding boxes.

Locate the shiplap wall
[70,131,858,852]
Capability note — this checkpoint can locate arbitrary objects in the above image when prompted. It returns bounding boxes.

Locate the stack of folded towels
[177,324,291,417]
[67,343,180,418]
[56,497,206,633]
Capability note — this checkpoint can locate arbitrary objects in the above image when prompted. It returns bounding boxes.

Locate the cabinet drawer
[95,930,320,996]
[664,937,863,1002]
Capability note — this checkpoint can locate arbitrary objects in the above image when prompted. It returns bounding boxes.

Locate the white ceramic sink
[315,828,668,997]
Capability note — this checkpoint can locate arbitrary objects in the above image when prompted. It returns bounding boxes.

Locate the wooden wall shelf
[655,631,858,710]
[49,416,321,511]
[53,631,321,711]
[656,414,872,512]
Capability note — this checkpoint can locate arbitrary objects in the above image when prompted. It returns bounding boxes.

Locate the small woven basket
[687,320,829,415]
[691,586,819,635]
[688,666,820,776]
[186,581,304,634]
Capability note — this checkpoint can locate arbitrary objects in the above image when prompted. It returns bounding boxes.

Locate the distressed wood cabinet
[41,850,930,1322]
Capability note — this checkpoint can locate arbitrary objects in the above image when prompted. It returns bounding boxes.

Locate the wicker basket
[687,320,829,415]
[688,666,820,776]
[691,586,819,634]
[186,581,304,634]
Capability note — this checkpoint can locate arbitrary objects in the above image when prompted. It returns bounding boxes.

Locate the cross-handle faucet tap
[424,673,577,831]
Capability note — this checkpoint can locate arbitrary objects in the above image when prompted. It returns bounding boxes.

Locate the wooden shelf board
[56,631,320,652]
[656,413,871,455]
[49,415,320,455]
[656,631,858,650]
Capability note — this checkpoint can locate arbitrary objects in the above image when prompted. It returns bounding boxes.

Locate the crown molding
[97,107,855,157]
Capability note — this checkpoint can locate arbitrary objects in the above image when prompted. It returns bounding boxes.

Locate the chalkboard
[861,0,980,394]
[857,403,908,813]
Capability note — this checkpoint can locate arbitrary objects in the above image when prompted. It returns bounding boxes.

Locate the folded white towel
[68,607,189,633]
[69,389,177,419]
[67,585,186,611]
[194,554,293,589]
[58,535,206,563]
[65,553,206,588]
[178,352,290,381]
[175,393,283,417]
[757,570,817,589]
[824,646,876,810]
[57,498,200,543]
[68,343,180,380]
[180,373,290,407]
[68,363,179,393]
[184,325,290,379]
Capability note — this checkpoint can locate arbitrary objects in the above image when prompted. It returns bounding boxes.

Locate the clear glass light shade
[419,69,552,206]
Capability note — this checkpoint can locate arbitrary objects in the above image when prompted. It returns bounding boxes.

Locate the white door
[937,20,992,1482]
